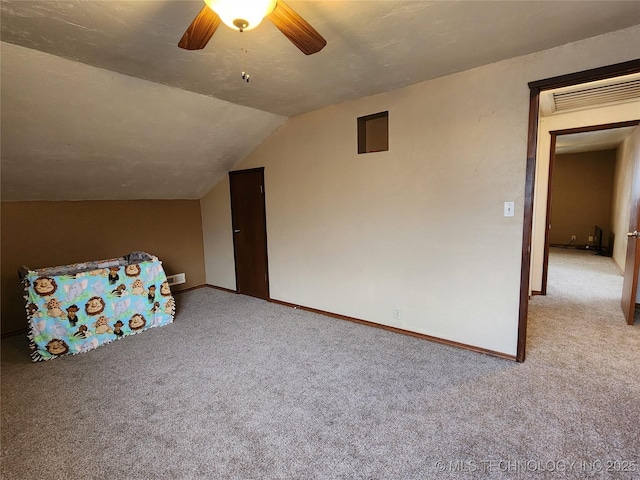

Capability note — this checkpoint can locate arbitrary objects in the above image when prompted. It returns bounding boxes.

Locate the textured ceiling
[1,42,285,200]
[1,1,640,201]
[3,1,640,117]
[555,126,637,155]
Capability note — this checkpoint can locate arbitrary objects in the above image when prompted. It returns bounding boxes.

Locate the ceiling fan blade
[178,6,221,50]
[268,1,326,55]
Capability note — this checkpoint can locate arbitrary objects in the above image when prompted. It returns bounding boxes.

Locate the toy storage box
[19,251,175,362]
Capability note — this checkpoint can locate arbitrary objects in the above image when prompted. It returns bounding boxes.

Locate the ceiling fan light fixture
[204,0,277,31]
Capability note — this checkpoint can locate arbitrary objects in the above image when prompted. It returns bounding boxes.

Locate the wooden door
[621,153,640,325]
[229,168,270,300]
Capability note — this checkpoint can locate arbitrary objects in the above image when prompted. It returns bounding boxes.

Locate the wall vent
[540,73,640,116]
[553,79,640,112]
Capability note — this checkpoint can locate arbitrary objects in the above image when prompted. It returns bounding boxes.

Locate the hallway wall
[549,150,616,246]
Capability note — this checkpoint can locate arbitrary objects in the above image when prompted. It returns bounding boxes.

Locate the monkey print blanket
[20,252,175,362]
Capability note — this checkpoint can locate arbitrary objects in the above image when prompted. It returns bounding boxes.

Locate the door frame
[539,120,640,295]
[229,167,271,300]
[517,59,640,362]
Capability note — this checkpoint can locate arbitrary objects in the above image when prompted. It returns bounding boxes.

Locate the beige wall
[549,150,616,246]
[200,179,236,290]
[200,26,640,357]
[611,128,640,273]
[1,200,205,333]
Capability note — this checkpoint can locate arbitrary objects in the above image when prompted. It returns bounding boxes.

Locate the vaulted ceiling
[2,1,640,201]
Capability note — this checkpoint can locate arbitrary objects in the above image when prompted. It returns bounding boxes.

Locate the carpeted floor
[1,248,639,479]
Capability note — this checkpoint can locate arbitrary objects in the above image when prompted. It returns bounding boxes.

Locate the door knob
[234,229,241,233]
[628,231,639,238]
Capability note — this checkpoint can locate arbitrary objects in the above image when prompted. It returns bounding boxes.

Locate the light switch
[504,201,515,217]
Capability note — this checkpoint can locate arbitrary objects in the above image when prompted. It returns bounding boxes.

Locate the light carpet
[1,248,638,479]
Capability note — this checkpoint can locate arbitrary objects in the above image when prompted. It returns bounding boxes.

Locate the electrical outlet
[571,235,576,241]
[588,236,594,242]
[393,307,400,320]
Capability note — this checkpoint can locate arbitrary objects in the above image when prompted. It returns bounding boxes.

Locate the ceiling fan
[178,0,326,55]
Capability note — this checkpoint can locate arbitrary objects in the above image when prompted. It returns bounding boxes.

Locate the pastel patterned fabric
[20,252,175,362]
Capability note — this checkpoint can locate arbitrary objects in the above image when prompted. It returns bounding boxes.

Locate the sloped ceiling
[1,43,286,200]
[2,1,640,201]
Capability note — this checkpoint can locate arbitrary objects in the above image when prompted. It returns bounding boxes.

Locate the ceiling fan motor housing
[179,0,327,55]
[206,0,276,31]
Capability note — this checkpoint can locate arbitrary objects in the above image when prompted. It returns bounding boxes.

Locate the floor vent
[166,273,186,286]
